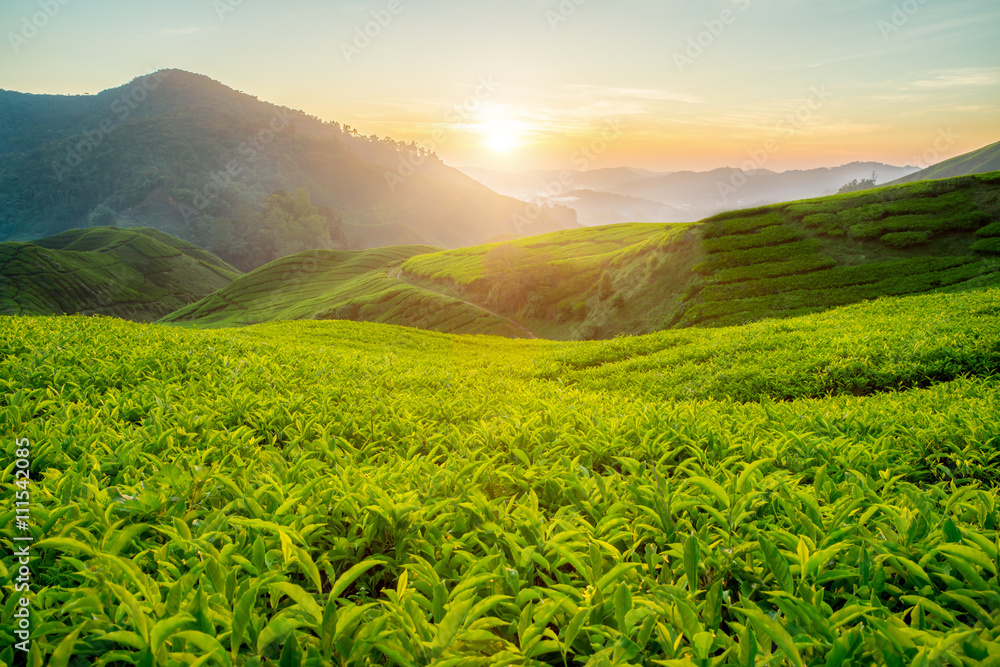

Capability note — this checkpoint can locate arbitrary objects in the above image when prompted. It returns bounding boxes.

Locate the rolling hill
[399,172,1000,339]
[0,226,240,321]
[889,139,1000,185]
[0,70,573,263]
[398,222,702,340]
[161,245,531,337]
[155,171,1000,340]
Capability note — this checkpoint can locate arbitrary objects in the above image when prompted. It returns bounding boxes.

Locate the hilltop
[889,140,1000,185]
[0,226,239,321]
[0,70,573,263]
[162,245,531,337]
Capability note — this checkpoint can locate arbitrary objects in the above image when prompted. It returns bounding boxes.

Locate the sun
[481,120,521,153]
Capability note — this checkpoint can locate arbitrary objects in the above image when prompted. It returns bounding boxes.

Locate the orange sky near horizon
[1,0,997,173]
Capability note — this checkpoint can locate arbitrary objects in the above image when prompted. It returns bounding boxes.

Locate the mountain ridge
[461,161,919,225]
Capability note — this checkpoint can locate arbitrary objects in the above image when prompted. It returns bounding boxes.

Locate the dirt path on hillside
[389,268,537,339]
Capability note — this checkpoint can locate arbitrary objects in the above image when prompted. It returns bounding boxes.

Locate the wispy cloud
[556,85,702,105]
[476,85,705,133]
[899,12,1000,42]
[154,26,215,36]
[910,67,1000,89]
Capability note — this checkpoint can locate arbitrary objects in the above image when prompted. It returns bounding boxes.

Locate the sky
[1,0,998,173]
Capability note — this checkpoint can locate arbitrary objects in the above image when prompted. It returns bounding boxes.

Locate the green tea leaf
[685,533,700,592]
[759,536,795,596]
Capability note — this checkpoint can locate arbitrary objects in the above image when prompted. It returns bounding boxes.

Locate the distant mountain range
[462,162,921,225]
[0,70,573,268]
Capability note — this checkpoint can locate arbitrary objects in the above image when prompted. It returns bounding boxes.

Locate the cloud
[556,85,702,105]
[910,67,1000,89]
[154,26,216,36]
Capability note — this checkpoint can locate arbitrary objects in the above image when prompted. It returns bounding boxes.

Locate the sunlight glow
[481,120,522,153]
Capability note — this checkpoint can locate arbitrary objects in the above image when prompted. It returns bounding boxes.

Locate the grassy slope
[3,287,1000,664]
[890,140,1000,184]
[0,226,239,321]
[401,222,704,340]
[402,172,1000,338]
[161,245,530,338]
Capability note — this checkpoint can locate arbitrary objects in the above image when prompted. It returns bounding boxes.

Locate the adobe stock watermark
[910,127,959,168]
[878,0,930,40]
[214,0,245,21]
[716,85,833,204]
[512,117,626,233]
[384,75,500,192]
[8,0,72,54]
[177,110,294,223]
[546,0,587,31]
[51,71,168,182]
[11,437,34,654]
[341,0,411,63]
[673,0,751,73]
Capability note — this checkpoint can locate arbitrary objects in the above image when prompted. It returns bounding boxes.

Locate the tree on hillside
[839,172,878,194]
[597,273,614,301]
[318,205,349,248]
[88,203,117,227]
[207,187,346,271]
[484,245,530,312]
[483,246,558,314]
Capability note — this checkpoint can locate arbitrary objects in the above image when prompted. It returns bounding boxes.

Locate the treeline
[181,188,349,272]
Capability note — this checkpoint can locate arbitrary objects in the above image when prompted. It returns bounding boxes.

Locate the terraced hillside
[403,172,1000,338]
[681,172,1000,327]
[0,226,240,321]
[3,287,1000,665]
[162,245,531,337]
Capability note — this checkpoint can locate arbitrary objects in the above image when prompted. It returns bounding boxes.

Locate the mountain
[0,70,573,266]
[459,166,663,199]
[460,162,919,226]
[398,172,1000,339]
[553,190,688,226]
[888,140,1000,185]
[0,226,239,320]
[162,245,530,337]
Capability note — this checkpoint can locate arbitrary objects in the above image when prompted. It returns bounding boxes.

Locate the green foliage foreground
[2,288,1000,666]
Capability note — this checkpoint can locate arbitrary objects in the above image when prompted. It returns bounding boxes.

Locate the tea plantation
[2,286,999,666]
[681,173,1000,328]
[401,173,1000,338]
[0,227,240,322]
